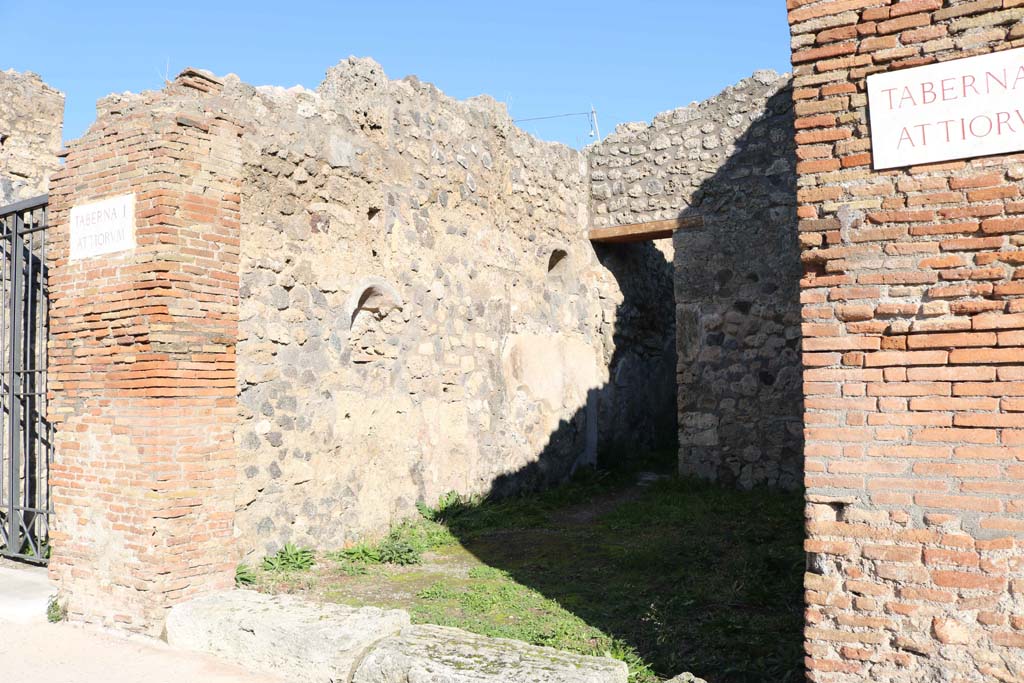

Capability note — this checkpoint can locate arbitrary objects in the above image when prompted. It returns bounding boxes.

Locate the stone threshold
[165,590,628,683]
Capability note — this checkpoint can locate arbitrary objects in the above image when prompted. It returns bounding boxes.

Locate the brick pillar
[789,2,1024,681]
[46,102,242,632]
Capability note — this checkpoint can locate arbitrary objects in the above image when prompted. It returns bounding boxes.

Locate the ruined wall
[585,162,677,461]
[48,81,241,633]
[36,60,675,577]
[188,58,676,557]
[586,101,679,464]
[0,70,63,203]
[591,73,804,489]
[233,60,590,554]
[789,1,1024,681]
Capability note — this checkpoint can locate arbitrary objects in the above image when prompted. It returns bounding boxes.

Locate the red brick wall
[46,98,242,633]
[789,1,1024,680]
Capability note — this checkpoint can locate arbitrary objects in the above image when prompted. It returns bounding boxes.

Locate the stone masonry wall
[790,1,1024,681]
[232,59,616,555]
[47,79,242,633]
[39,57,680,627]
[101,60,675,557]
[590,73,804,489]
[0,70,63,203]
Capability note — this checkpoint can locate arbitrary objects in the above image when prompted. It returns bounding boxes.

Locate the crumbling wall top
[596,69,792,146]
[0,69,64,203]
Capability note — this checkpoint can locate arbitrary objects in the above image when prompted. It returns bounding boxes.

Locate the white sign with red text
[867,47,1024,170]
[69,194,136,261]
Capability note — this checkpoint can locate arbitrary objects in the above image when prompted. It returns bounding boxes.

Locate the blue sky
[1,1,791,148]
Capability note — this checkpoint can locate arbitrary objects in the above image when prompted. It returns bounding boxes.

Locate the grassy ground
[250,462,805,683]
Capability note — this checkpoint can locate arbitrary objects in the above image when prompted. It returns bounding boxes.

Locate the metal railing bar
[0,200,50,563]
[0,195,48,217]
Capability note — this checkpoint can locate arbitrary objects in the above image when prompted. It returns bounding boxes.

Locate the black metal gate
[0,195,51,564]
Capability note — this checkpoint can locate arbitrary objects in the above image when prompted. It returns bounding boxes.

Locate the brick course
[790,0,1024,680]
[46,84,242,633]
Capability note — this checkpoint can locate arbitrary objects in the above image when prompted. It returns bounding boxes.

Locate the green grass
[46,594,67,623]
[327,518,459,567]
[235,562,257,586]
[253,467,804,683]
[262,543,316,572]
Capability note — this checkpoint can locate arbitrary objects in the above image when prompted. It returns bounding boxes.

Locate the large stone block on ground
[352,624,628,683]
[165,590,410,680]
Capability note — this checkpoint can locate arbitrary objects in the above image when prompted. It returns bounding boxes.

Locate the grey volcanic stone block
[667,674,708,683]
[164,590,410,681]
[352,624,629,683]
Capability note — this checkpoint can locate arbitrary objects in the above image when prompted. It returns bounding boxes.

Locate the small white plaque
[867,47,1024,170]
[69,194,136,260]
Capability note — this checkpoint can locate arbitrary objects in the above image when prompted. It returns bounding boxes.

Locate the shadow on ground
[258,465,805,682]
[440,462,805,683]
[259,82,806,683]
[448,82,805,682]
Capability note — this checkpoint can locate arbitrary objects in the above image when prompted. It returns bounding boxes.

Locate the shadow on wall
[453,84,804,682]
[490,82,803,498]
[493,238,678,498]
[675,83,805,491]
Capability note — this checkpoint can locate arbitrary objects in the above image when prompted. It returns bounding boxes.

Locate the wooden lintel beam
[588,216,704,244]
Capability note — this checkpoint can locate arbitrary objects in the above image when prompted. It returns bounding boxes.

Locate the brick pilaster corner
[46,102,242,633]
[789,0,1024,679]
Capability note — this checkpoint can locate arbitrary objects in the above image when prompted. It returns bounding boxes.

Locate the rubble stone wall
[38,58,678,578]
[590,73,804,490]
[789,1,1024,680]
[0,70,63,203]
[43,54,814,632]
[223,59,677,556]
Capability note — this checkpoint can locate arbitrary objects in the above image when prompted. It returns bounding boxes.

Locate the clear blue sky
[2,1,791,148]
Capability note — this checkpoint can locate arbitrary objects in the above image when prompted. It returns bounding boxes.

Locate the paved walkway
[0,563,283,682]
[0,561,53,623]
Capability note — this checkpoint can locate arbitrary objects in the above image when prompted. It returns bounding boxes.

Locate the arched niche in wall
[344,277,404,363]
[543,247,575,331]
[546,248,571,285]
